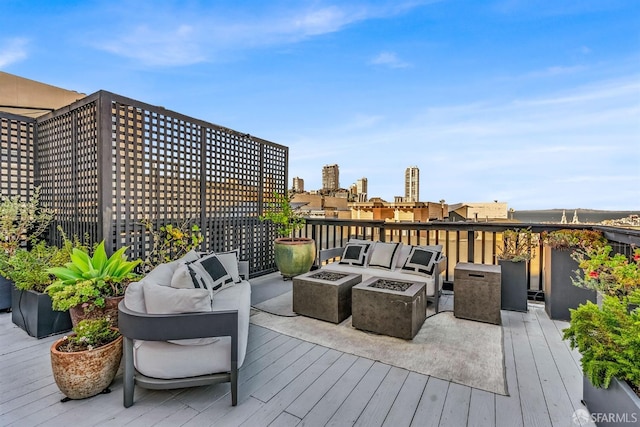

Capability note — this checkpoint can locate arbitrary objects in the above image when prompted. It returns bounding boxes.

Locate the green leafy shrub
[1,242,60,292]
[259,192,306,239]
[58,317,120,352]
[542,229,606,252]
[497,228,535,262]
[0,187,53,257]
[0,230,89,293]
[572,246,640,298]
[140,218,203,273]
[46,241,141,311]
[563,291,640,389]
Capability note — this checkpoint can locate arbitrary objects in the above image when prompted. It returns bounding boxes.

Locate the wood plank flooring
[0,274,593,426]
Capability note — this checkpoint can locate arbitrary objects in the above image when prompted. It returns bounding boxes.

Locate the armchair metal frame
[118,302,239,407]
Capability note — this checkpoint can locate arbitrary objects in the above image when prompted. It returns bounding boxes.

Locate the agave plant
[46,241,141,311]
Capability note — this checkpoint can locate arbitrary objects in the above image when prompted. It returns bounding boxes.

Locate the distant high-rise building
[292,176,304,193]
[322,164,339,192]
[356,177,368,195]
[405,166,419,202]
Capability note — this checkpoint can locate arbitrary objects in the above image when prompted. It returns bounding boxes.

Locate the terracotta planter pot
[274,237,316,279]
[69,296,123,327]
[50,333,123,400]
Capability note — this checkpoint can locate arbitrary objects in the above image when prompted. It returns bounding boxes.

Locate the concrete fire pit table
[352,277,427,340]
[293,270,362,323]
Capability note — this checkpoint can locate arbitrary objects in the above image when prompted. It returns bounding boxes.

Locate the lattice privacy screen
[1,91,288,276]
[0,113,35,199]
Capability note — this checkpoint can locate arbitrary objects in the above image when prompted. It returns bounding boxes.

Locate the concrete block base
[352,277,427,340]
[293,270,361,323]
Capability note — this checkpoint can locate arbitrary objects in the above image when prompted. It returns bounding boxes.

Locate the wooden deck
[0,273,593,427]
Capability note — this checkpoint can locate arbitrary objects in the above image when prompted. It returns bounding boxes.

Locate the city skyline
[1,1,638,210]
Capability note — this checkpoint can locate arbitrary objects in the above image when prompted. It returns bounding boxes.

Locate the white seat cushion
[134,338,234,379]
[133,280,251,379]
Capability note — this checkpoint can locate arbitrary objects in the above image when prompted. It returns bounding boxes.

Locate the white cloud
[89,2,428,67]
[370,52,410,68]
[580,45,592,55]
[291,6,356,36]
[98,24,205,67]
[0,38,28,67]
[344,113,385,130]
[512,64,587,80]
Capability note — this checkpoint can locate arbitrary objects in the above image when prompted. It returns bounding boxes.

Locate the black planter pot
[582,376,640,426]
[11,286,72,338]
[543,246,596,321]
[498,259,528,312]
[0,275,12,311]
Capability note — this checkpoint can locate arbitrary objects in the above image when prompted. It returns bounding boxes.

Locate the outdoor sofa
[318,239,446,313]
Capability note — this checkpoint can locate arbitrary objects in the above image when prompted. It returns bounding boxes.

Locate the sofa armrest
[118,300,238,343]
[319,247,344,266]
[238,260,249,280]
[434,256,447,291]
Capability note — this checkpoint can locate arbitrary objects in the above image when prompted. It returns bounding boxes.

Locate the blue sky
[1,0,639,210]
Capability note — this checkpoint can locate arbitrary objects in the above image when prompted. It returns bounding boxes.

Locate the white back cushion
[368,242,402,270]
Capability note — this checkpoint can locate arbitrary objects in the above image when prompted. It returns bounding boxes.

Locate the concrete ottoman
[292,270,361,323]
[352,277,427,340]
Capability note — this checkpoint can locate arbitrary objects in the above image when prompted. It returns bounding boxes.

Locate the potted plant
[563,290,640,424]
[0,187,54,311]
[541,229,606,320]
[497,228,534,312]
[3,241,77,338]
[260,192,315,279]
[563,246,640,424]
[46,241,141,326]
[50,317,123,400]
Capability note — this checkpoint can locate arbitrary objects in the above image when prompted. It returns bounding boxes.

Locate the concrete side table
[293,270,361,323]
[352,277,427,339]
[454,263,502,325]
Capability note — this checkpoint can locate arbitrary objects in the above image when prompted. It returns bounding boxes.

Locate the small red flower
[589,271,599,279]
[634,253,640,261]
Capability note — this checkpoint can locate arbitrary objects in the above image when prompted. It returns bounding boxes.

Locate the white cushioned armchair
[118,251,251,408]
